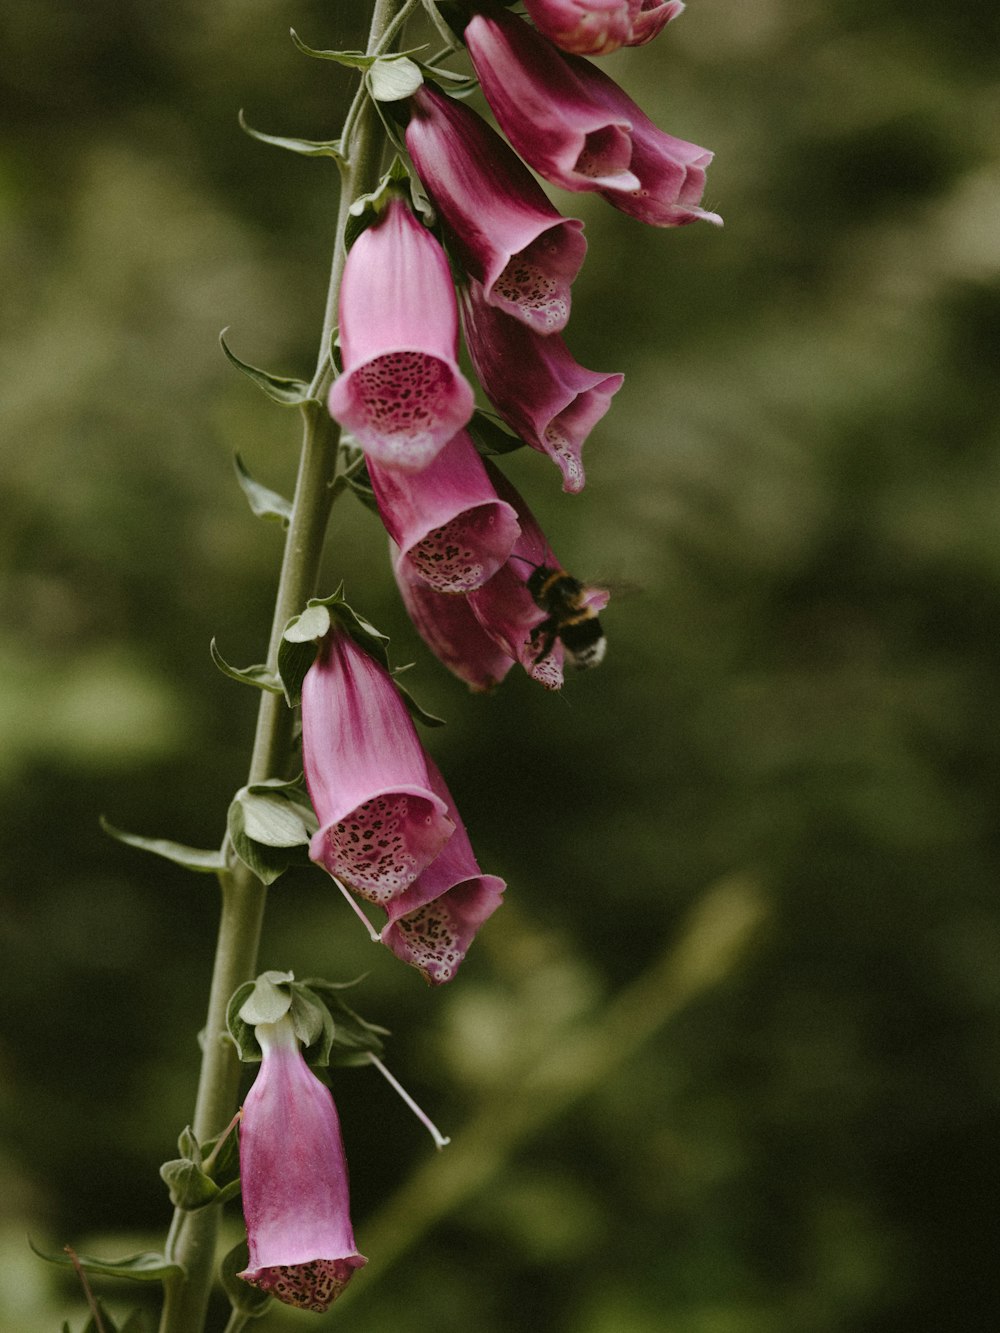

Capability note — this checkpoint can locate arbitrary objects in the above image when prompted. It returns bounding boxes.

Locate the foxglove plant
[54,0,724,1329]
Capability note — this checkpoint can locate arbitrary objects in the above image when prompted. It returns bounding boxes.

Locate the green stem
[157,2,404,1330]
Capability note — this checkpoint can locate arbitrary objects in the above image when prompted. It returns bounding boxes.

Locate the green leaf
[219,330,313,406]
[239,969,295,1025]
[289,31,377,65]
[210,639,282,693]
[368,55,423,102]
[233,454,293,527]
[119,1314,150,1333]
[29,1239,183,1283]
[220,1238,273,1318]
[467,408,525,456]
[238,108,344,162]
[100,819,225,874]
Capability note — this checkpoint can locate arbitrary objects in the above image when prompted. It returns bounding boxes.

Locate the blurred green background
[2,0,999,1329]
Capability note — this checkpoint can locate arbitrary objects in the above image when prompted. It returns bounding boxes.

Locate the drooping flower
[467,463,610,690]
[238,1015,367,1312]
[460,279,623,494]
[626,0,686,47]
[523,0,637,56]
[464,7,641,195]
[367,428,521,594]
[301,627,454,903]
[327,196,475,470]
[381,758,505,985]
[404,84,586,334]
[567,53,722,227]
[391,542,517,692]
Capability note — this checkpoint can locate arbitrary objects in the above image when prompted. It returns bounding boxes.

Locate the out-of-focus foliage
[1,0,998,1329]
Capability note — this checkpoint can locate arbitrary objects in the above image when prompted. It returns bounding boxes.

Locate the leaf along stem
[157,2,406,1330]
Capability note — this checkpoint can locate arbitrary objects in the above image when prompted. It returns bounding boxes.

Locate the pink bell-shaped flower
[238,1015,367,1312]
[392,542,517,692]
[567,53,722,227]
[405,84,586,334]
[626,0,686,46]
[367,428,521,594]
[467,464,609,690]
[460,279,623,494]
[523,0,637,56]
[301,627,455,903]
[381,758,505,984]
[327,196,475,470]
[464,7,641,195]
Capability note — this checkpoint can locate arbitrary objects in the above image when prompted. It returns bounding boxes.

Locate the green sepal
[227,780,316,886]
[233,453,293,527]
[467,407,525,456]
[99,818,225,875]
[289,30,426,67]
[302,978,390,1068]
[219,330,313,406]
[238,108,344,163]
[344,157,434,252]
[240,969,296,1025]
[339,448,379,514]
[159,1157,220,1211]
[220,1239,273,1318]
[210,638,282,694]
[159,1120,242,1212]
[30,1239,182,1283]
[277,589,391,706]
[367,55,423,102]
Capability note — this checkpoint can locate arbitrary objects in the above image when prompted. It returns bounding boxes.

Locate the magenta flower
[301,627,454,903]
[466,464,609,689]
[464,7,641,195]
[568,54,722,227]
[523,0,637,55]
[381,758,505,984]
[405,84,586,334]
[367,428,520,594]
[238,1016,366,1312]
[327,196,475,470]
[460,279,623,494]
[626,0,686,46]
[392,543,517,692]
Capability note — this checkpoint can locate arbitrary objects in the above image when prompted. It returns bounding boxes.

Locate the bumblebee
[526,564,607,670]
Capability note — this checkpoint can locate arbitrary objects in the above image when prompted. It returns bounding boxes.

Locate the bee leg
[529,618,558,665]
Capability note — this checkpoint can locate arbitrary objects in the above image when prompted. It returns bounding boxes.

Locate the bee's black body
[526,565,607,670]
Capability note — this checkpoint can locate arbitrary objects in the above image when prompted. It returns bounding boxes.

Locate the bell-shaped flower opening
[460,280,623,494]
[327,196,475,470]
[381,759,505,984]
[368,429,521,594]
[392,543,517,691]
[466,465,568,690]
[524,0,636,56]
[465,8,641,195]
[405,85,586,334]
[567,55,722,227]
[238,1016,367,1312]
[625,0,685,46]
[302,628,454,903]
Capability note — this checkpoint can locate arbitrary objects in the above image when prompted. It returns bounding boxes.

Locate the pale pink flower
[301,627,454,903]
[460,279,623,494]
[626,0,686,46]
[238,1016,366,1312]
[327,196,475,470]
[367,429,520,594]
[523,0,637,55]
[405,85,586,333]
